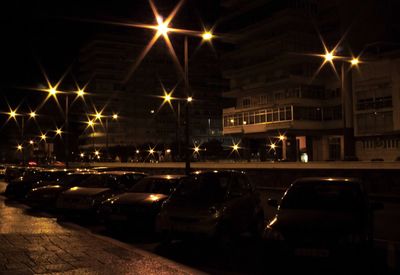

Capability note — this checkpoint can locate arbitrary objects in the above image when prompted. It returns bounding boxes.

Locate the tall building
[77,30,225,160]
[219,0,400,161]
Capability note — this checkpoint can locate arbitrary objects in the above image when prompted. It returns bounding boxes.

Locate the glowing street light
[279,135,286,141]
[187,96,193,102]
[202,31,213,41]
[17,145,23,151]
[156,16,170,35]
[94,150,100,156]
[29,111,37,119]
[9,110,18,119]
[80,153,84,158]
[49,87,58,96]
[112,114,118,120]
[40,133,47,141]
[269,143,277,150]
[77,89,85,97]
[55,128,63,136]
[324,51,335,62]
[350,57,359,66]
[29,140,34,145]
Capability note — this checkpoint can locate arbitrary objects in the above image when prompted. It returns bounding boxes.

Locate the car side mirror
[371,201,384,211]
[267,198,279,208]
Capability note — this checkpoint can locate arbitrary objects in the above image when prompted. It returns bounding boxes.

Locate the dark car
[26,172,96,209]
[5,168,68,199]
[98,174,186,231]
[156,170,264,241]
[4,165,26,182]
[263,177,382,258]
[56,171,147,216]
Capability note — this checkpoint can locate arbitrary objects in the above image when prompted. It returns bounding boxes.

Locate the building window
[356,111,393,134]
[242,98,251,108]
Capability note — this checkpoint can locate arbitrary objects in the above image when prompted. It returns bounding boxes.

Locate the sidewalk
[0,183,201,275]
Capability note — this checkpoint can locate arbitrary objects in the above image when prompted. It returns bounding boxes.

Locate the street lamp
[316,48,361,159]
[91,111,119,160]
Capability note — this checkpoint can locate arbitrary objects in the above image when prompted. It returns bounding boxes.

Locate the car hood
[62,187,111,197]
[111,192,168,205]
[271,209,364,232]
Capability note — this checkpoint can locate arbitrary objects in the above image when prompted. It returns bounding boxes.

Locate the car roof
[99,171,147,176]
[294,177,362,184]
[145,174,186,180]
[191,170,246,176]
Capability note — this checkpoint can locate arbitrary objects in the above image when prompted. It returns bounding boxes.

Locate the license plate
[295,248,330,257]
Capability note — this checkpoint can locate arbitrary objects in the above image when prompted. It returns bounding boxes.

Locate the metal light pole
[183,35,191,175]
[65,95,70,168]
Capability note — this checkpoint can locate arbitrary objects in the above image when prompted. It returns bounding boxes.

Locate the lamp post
[5,110,38,166]
[317,49,360,160]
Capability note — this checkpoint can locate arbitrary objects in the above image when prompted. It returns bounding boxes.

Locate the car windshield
[129,177,178,195]
[78,174,118,188]
[280,181,364,211]
[173,173,229,202]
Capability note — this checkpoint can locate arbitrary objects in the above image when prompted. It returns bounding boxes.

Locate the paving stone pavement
[0,182,200,275]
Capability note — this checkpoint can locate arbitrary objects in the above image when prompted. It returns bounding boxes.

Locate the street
[0,180,398,274]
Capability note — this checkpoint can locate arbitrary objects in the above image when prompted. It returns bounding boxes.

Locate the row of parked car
[3,165,383,258]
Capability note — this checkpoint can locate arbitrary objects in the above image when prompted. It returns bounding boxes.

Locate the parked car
[5,168,68,199]
[4,165,26,182]
[26,172,96,209]
[263,177,383,258]
[156,170,264,241]
[56,171,147,216]
[98,174,186,231]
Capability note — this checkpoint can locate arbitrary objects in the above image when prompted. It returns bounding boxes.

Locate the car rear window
[280,181,364,211]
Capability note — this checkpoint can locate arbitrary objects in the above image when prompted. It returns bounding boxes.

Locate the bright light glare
[49,88,57,96]
[17,145,23,151]
[270,143,276,150]
[94,150,99,156]
[29,140,34,145]
[80,153,84,157]
[9,111,17,118]
[40,134,47,140]
[56,128,62,136]
[112,114,118,120]
[233,144,239,151]
[77,89,85,97]
[30,112,37,118]
[164,94,171,102]
[187,96,193,102]
[351,58,359,66]
[324,51,334,62]
[279,135,285,141]
[202,32,213,41]
[157,17,169,35]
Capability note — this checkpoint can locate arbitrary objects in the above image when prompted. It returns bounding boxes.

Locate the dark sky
[0,0,219,92]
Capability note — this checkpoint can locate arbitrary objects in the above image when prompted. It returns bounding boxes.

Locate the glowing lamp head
[187,96,193,102]
[29,112,37,118]
[94,150,99,156]
[149,149,154,154]
[136,150,140,154]
[56,129,62,136]
[29,140,34,145]
[202,32,213,41]
[270,143,276,150]
[166,149,171,153]
[77,89,85,97]
[351,58,359,66]
[41,134,47,140]
[17,145,23,151]
[279,135,285,141]
[156,17,169,35]
[112,114,118,120]
[324,51,334,62]
[87,120,94,127]
[164,94,171,102]
[233,144,239,151]
[49,88,57,96]
[80,153,84,157]
[95,112,102,120]
[194,147,200,153]
[9,111,17,118]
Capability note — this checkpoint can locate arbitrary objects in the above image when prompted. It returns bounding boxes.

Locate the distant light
[230,119,234,123]
[350,58,359,66]
[40,134,47,141]
[56,128,62,136]
[80,153,84,158]
[164,94,171,102]
[279,135,285,141]
[166,149,171,153]
[148,194,161,201]
[87,120,94,127]
[9,110,17,118]
[150,110,155,114]
[77,89,85,97]
[269,143,276,150]
[194,146,200,153]
[29,140,34,145]
[187,96,193,103]
[243,121,247,125]
[29,112,37,118]
[112,114,118,120]
[17,145,23,151]
[324,51,334,62]
[95,112,102,120]
[233,144,239,151]
[136,150,140,154]
[94,150,100,156]
[202,31,213,41]
[149,149,154,154]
